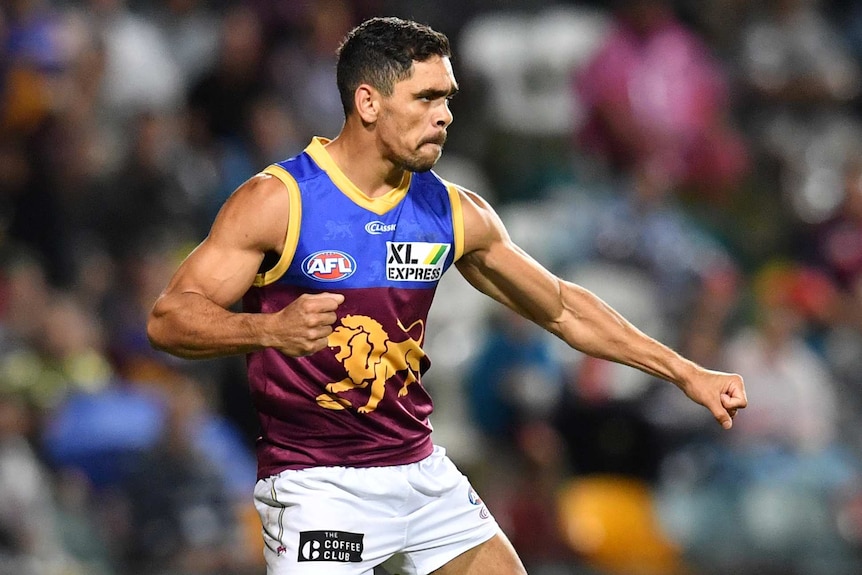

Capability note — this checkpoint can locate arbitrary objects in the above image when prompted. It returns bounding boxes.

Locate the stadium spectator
[658,262,861,572]
[0,389,71,575]
[186,4,268,147]
[266,0,355,142]
[574,0,749,204]
[120,377,258,575]
[735,0,862,227]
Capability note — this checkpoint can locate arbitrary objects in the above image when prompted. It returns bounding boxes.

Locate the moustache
[421,134,447,147]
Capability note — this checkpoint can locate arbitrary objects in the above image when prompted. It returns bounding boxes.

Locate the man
[147,16,746,575]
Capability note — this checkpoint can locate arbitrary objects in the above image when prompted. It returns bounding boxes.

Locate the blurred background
[3,0,862,574]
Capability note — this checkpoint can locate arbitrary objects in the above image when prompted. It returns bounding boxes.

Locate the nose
[436,101,453,128]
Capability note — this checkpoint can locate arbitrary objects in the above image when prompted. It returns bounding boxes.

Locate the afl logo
[302,250,356,282]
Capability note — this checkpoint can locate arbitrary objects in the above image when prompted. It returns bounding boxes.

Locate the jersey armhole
[253,164,302,287]
[445,183,465,262]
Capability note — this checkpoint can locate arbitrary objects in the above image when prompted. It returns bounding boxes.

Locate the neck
[324,126,406,198]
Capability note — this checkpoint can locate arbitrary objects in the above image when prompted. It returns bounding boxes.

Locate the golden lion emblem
[316,314,425,413]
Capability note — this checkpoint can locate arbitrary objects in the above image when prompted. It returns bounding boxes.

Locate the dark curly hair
[336,17,451,117]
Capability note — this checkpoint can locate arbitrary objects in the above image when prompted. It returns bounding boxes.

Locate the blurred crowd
[3,0,862,574]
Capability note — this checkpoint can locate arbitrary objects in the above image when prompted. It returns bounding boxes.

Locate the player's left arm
[454,188,747,429]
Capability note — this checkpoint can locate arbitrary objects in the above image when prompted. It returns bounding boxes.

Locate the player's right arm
[146,174,344,359]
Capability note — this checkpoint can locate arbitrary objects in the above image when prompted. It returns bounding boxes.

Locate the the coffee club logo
[298,530,364,563]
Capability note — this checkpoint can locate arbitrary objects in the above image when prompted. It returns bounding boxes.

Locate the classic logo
[365,221,396,235]
[298,531,364,563]
[316,315,425,413]
[386,242,450,282]
[302,250,356,282]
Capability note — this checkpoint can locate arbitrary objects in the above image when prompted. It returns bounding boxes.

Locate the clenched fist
[271,292,345,357]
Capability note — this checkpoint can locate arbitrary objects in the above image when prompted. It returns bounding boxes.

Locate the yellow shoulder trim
[253,164,302,287]
[445,182,465,262]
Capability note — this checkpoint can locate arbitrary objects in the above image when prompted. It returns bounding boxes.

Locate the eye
[416,90,449,103]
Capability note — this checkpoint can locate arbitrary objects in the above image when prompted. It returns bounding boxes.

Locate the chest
[286,179,455,290]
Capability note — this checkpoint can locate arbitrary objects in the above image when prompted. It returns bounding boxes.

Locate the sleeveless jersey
[243,137,465,478]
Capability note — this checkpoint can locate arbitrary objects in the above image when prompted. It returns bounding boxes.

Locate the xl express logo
[302,250,356,282]
[386,242,450,282]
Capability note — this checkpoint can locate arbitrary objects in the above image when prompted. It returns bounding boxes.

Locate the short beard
[401,153,440,173]
[400,137,446,172]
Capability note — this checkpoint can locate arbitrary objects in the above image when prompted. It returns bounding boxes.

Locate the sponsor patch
[365,221,396,235]
[386,242,450,282]
[302,250,357,282]
[468,485,491,519]
[298,530,364,563]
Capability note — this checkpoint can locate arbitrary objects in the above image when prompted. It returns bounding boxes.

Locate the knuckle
[298,341,318,356]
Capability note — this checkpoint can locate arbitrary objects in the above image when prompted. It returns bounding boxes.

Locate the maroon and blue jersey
[243,137,465,478]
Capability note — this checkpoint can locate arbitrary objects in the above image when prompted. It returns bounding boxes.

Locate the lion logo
[316,314,425,413]
[324,220,353,240]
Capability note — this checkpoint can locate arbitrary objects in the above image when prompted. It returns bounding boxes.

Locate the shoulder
[449,184,510,256]
[211,172,292,252]
[436,179,495,223]
[222,172,291,218]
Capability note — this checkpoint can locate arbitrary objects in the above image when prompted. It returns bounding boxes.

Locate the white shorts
[253,446,500,575]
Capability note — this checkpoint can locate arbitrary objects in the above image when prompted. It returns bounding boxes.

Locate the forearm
[550,281,700,389]
[147,292,271,359]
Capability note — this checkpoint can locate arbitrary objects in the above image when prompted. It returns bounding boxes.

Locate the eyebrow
[416,86,459,100]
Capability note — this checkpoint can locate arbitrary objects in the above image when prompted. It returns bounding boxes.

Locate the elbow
[146,294,212,360]
[146,300,183,356]
[146,315,195,359]
[146,312,170,353]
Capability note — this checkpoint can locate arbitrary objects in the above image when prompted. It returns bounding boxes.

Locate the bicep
[158,175,289,308]
[455,190,564,327]
[162,238,264,309]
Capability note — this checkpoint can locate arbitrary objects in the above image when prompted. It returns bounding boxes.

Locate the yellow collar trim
[305,137,411,215]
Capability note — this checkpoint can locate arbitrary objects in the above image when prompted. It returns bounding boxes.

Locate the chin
[409,161,437,173]
[403,151,442,173]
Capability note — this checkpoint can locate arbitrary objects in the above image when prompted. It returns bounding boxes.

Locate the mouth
[420,134,447,148]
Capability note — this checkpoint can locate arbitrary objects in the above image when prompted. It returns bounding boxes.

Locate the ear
[354,84,379,124]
